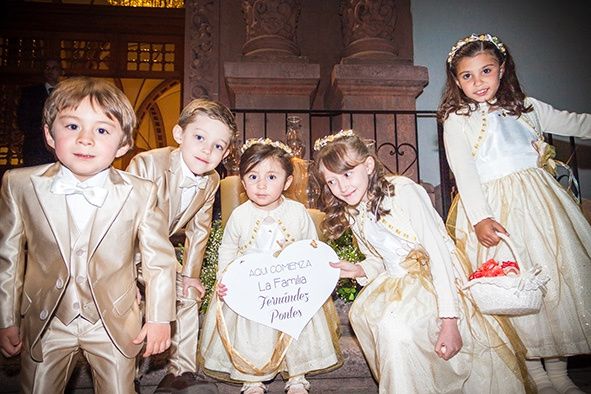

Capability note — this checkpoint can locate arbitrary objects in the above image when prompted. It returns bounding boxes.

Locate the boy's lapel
[30,163,71,264]
[170,177,209,235]
[88,168,132,259]
[167,149,184,228]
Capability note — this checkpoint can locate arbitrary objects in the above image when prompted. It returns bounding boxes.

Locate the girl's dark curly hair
[437,37,531,122]
[311,133,393,240]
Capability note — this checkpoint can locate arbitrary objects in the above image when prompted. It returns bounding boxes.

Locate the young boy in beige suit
[126,98,237,392]
[0,77,177,394]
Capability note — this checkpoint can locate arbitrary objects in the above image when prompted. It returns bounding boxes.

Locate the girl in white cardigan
[312,130,528,394]
[199,139,341,394]
[439,33,591,394]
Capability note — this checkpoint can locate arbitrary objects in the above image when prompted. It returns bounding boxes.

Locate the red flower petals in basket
[465,234,549,316]
[468,259,519,280]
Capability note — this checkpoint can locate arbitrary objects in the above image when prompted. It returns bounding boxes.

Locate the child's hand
[132,322,171,357]
[435,318,462,360]
[474,218,508,247]
[216,282,228,300]
[182,276,205,300]
[329,261,365,279]
[0,326,22,357]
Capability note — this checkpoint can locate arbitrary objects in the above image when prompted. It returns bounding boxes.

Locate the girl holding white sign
[199,139,342,394]
[312,130,529,394]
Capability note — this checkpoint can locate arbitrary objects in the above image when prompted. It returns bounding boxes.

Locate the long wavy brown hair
[311,134,393,240]
[437,37,531,122]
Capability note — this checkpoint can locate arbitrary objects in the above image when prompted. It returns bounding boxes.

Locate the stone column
[241,0,302,59]
[340,0,399,62]
[327,0,428,181]
[224,0,320,155]
[183,0,220,104]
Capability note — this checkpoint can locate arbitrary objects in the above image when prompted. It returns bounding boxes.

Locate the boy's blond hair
[177,98,237,141]
[43,77,137,148]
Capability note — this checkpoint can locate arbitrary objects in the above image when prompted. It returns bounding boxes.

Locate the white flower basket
[464,233,549,316]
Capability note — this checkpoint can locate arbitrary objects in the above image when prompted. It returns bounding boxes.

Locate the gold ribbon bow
[400,248,434,293]
[533,139,580,203]
[534,140,557,176]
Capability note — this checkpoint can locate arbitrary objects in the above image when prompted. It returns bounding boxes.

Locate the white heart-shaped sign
[221,239,340,339]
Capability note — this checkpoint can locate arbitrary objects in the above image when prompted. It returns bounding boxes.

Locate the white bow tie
[179,176,207,190]
[51,178,108,207]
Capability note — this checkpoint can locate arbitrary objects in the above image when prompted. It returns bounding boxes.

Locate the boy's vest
[54,210,100,325]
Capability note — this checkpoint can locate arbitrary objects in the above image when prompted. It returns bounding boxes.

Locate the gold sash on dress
[533,139,580,204]
[362,248,434,307]
[367,244,534,393]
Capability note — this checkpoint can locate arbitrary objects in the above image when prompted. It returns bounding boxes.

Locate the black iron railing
[232,108,448,213]
[231,108,582,217]
[232,109,435,174]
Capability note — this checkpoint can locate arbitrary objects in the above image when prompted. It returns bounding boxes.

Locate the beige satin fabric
[0,163,177,362]
[127,147,220,375]
[54,209,100,326]
[168,274,201,375]
[20,317,135,394]
[126,147,220,278]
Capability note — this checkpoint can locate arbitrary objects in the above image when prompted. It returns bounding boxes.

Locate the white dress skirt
[199,213,341,383]
[350,204,528,394]
[450,112,591,358]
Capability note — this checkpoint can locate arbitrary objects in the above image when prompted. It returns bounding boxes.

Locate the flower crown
[447,33,506,65]
[313,129,356,151]
[240,138,293,156]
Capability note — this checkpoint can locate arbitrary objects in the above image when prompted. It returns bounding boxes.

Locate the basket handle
[495,232,523,267]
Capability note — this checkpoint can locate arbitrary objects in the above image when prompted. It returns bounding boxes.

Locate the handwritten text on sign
[222,239,340,339]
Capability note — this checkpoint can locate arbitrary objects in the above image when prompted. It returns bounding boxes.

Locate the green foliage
[186,221,365,313]
[199,219,223,313]
[327,230,364,303]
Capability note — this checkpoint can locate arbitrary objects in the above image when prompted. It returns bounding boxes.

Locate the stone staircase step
[3,298,591,393]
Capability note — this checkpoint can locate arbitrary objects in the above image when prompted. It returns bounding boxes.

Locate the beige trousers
[21,316,135,394]
[168,271,200,375]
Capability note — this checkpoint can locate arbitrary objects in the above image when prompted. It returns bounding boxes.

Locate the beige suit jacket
[0,163,177,361]
[126,147,219,278]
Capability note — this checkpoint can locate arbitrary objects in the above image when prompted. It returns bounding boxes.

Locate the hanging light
[107,0,184,8]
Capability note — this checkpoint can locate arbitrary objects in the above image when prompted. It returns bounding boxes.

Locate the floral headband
[313,129,355,151]
[241,137,293,156]
[447,33,506,65]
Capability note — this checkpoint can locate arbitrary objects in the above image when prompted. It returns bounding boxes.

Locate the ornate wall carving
[184,0,219,102]
[241,0,302,58]
[340,0,399,61]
